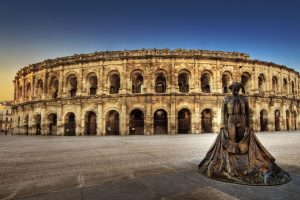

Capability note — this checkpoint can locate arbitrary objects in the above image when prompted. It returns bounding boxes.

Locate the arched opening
[201,72,211,93]
[260,109,268,131]
[129,109,144,135]
[275,109,280,131]
[154,109,168,134]
[178,72,189,93]
[286,110,290,131]
[87,73,98,95]
[132,72,144,93]
[155,73,167,93]
[84,111,97,135]
[36,79,43,99]
[48,113,57,135]
[34,114,41,135]
[67,75,77,97]
[222,72,232,93]
[49,76,59,99]
[201,109,212,133]
[292,81,295,95]
[258,74,265,93]
[106,110,120,135]
[24,115,29,135]
[64,113,76,136]
[241,72,251,94]
[272,76,278,94]
[283,78,288,94]
[293,111,297,130]
[17,116,21,128]
[19,86,23,99]
[26,83,31,100]
[109,73,120,94]
[178,108,191,134]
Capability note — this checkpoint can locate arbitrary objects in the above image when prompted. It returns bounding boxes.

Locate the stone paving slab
[1,133,300,199]
[16,169,300,200]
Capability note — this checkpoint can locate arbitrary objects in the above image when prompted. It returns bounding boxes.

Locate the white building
[0,101,13,133]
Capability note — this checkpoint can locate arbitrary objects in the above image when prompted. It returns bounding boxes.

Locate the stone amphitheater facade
[12,49,300,136]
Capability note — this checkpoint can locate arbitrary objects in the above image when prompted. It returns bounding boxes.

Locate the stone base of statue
[198,127,291,185]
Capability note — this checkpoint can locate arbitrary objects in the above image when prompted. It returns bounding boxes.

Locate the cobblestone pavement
[0,132,300,200]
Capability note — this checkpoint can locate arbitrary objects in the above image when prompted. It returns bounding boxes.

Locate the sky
[0,0,300,101]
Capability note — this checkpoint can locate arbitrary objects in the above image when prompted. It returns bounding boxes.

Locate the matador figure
[198,82,290,185]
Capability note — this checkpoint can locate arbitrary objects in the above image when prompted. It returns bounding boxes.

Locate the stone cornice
[15,48,299,78]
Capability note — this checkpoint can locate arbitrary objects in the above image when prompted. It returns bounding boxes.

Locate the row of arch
[16,69,298,101]
[17,108,214,135]
[17,108,297,135]
[259,109,297,131]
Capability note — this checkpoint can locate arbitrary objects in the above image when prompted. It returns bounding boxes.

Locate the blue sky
[0,0,300,100]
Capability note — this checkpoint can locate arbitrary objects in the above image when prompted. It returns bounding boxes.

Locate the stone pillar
[216,61,222,93]
[57,69,63,98]
[97,67,103,95]
[57,106,64,136]
[120,101,127,135]
[76,105,82,136]
[97,102,103,135]
[170,95,176,134]
[30,75,34,101]
[145,96,152,135]
[194,96,201,134]
[43,70,48,99]
[252,65,258,94]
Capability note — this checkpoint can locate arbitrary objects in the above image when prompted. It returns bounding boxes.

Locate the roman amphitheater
[12,49,299,136]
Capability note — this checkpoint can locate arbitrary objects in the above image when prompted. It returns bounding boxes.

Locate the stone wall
[12,49,300,135]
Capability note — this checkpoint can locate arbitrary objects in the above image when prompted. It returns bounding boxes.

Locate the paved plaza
[0,132,300,200]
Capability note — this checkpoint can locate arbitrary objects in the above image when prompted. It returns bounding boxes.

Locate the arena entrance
[154,109,168,134]
[64,113,76,136]
[48,113,57,135]
[275,110,280,131]
[286,110,290,130]
[260,109,268,131]
[178,109,191,134]
[106,110,120,135]
[201,109,212,133]
[24,115,29,135]
[34,114,41,135]
[85,111,97,135]
[293,111,297,130]
[129,109,144,135]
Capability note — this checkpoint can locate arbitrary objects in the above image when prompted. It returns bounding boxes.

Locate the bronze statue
[198,82,290,185]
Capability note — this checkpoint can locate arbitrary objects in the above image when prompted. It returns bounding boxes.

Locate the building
[0,101,13,133]
[12,49,299,136]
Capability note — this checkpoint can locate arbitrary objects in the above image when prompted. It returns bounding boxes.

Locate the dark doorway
[154,109,168,134]
[35,114,41,135]
[88,75,98,95]
[201,109,212,133]
[24,115,29,135]
[129,109,144,135]
[178,109,191,134]
[106,110,120,135]
[132,73,144,94]
[260,110,268,131]
[49,113,57,135]
[178,73,189,93]
[65,113,76,136]
[155,73,167,93]
[109,74,120,94]
[275,110,280,131]
[286,110,290,131]
[85,112,97,135]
